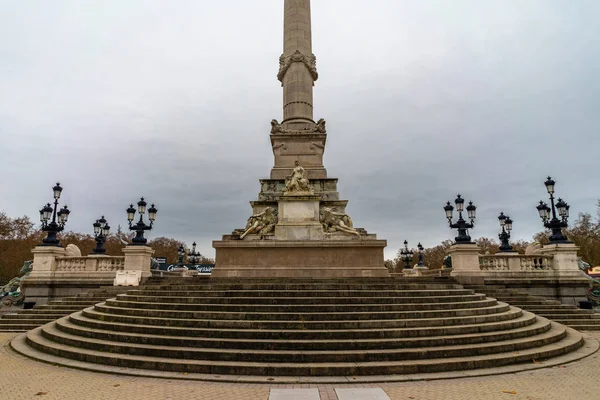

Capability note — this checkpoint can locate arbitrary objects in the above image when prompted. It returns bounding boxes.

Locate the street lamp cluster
[536,176,570,243]
[188,242,201,264]
[39,183,70,246]
[442,176,571,249]
[399,240,425,270]
[444,194,476,244]
[177,242,202,268]
[497,212,513,252]
[127,197,158,245]
[91,216,111,254]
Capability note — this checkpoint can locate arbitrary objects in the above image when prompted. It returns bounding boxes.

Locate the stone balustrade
[479,255,510,271]
[55,256,125,273]
[479,254,553,272]
[519,255,553,271]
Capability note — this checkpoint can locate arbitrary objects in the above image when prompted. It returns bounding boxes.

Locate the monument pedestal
[275,194,323,240]
[212,239,388,278]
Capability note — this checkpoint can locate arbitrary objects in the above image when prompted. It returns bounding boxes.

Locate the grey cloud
[1,1,599,260]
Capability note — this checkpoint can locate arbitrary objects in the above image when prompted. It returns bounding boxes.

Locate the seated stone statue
[284,161,314,195]
[0,260,33,307]
[320,207,360,237]
[240,207,278,239]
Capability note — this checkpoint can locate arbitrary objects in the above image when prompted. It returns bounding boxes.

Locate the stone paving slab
[336,388,390,399]
[1,332,599,399]
[270,388,320,399]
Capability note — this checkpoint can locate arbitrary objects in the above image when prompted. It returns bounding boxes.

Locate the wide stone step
[495,300,562,306]
[103,298,499,313]
[55,315,552,351]
[1,313,68,320]
[40,320,567,363]
[567,325,600,331]
[69,310,538,340]
[23,324,584,375]
[552,318,600,325]
[513,305,577,310]
[20,307,88,313]
[91,302,511,321]
[0,324,38,331]
[81,306,523,330]
[136,283,464,291]
[524,309,592,315]
[127,289,477,298]
[540,314,600,320]
[44,302,104,308]
[117,294,488,305]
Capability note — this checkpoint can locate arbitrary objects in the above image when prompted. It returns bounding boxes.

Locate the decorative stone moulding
[277,50,318,82]
[271,118,326,134]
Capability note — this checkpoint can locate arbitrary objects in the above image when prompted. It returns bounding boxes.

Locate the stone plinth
[29,246,65,278]
[212,239,389,279]
[448,243,485,284]
[122,246,154,279]
[275,194,323,240]
[541,243,583,277]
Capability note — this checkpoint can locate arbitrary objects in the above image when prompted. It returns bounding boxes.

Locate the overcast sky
[1,0,599,260]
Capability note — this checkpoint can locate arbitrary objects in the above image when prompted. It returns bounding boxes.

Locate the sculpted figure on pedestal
[240,207,278,239]
[65,244,82,257]
[284,161,314,194]
[320,207,360,237]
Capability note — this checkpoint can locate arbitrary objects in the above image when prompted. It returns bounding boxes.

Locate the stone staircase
[464,285,600,331]
[17,278,585,377]
[0,287,128,332]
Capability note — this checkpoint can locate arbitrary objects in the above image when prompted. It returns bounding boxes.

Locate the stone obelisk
[281,0,317,128]
[270,0,327,180]
[212,0,388,279]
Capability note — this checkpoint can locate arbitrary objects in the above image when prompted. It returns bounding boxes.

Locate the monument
[212,0,388,278]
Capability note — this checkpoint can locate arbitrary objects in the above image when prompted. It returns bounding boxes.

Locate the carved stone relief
[277,50,318,82]
[270,118,326,134]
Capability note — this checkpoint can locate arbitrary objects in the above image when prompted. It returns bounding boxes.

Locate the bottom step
[19,321,584,376]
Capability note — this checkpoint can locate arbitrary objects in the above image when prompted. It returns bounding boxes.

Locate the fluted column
[279,0,318,127]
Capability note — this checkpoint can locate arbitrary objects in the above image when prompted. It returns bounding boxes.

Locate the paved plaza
[1,332,598,400]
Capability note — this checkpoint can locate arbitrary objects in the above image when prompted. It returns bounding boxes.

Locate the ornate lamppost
[497,212,514,252]
[177,244,186,268]
[39,182,71,246]
[126,198,157,245]
[444,194,476,244]
[416,242,425,268]
[91,216,111,254]
[536,176,570,243]
[400,240,414,270]
[188,242,201,265]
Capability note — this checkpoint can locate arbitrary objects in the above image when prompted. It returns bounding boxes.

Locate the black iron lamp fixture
[39,182,71,246]
[497,212,514,252]
[400,240,414,270]
[91,216,111,254]
[444,194,476,244]
[126,197,157,245]
[188,242,201,265]
[536,176,570,243]
[416,242,425,268]
[177,244,186,268]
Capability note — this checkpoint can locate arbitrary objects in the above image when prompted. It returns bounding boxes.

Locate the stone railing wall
[478,254,553,272]
[56,256,125,272]
[519,255,553,271]
[479,256,509,271]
